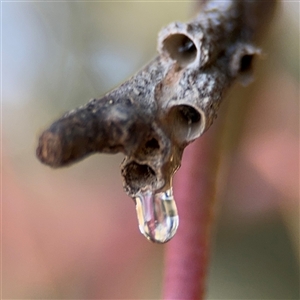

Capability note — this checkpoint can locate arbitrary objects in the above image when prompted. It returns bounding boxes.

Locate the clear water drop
[135,187,179,243]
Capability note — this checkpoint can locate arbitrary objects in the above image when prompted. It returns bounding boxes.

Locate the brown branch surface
[37,0,274,198]
[36,0,276,297]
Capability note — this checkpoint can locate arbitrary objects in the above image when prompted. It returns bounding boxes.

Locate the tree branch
[36,0,277,296]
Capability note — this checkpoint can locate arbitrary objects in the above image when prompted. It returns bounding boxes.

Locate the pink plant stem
[162,1,277,298]
[163,128,220,300]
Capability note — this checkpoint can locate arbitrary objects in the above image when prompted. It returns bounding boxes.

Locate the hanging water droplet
[135,187,179,243]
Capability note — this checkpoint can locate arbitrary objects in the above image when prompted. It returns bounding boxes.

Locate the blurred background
[2,1,299,299]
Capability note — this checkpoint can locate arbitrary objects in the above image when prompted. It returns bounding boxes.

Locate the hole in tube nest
[163,34,197,67]
[168,104,202,143]
[178,105,201,124]
[141,138,160,156]
[145,138,160,150]
[134,136,161,162]
[123,161,156,193]
[239,54,253,73]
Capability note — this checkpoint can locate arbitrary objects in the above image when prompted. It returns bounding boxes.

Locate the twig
[36,0,276,297]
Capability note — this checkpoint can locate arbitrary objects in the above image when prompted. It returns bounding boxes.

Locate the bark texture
[37,0,274,199]
[36,0,277,297]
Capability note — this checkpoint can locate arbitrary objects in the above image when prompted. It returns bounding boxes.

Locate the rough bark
[36,0,277,297]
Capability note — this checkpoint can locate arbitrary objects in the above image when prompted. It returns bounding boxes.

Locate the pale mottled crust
[36,0,275,197]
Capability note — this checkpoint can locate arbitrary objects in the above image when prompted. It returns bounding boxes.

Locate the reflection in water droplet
[135,188,179,243]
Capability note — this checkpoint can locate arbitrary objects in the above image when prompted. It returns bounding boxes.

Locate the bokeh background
[2,1,299,299]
